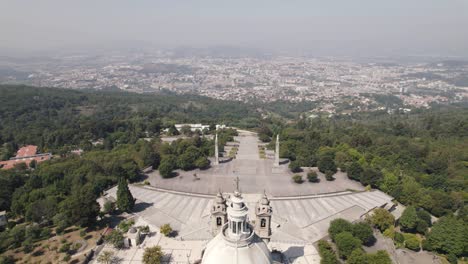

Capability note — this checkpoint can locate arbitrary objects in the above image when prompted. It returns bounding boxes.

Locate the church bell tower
[255,192,272,241]
[210,191,227,235]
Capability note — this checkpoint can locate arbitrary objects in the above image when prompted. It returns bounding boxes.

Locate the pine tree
[117,177,135,212]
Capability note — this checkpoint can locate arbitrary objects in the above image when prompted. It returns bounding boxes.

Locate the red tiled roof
[0,154,52,170]
[15,145,38,158]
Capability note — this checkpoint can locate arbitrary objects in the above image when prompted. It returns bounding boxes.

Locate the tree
[180,125,192,136]
[352,222,374,245]
[403,233,420,251]
[370,208,394,232]
[105,230,124,249]
[167,125,179,136]
[97,251,114,264]
[328,219,353,241]
[399,206,418,232]
[347,161,363,181]
[335,231,362,260]
[160,224,172,237]
[194,156,210,170]
[60,184,100,227]
[360,168,382,188]
[416,209,432,226]
[117,177,135,212]
[317,240,338,264]
[426,216,466,257]
[143,246,163,264]
[177,146,201,171]
[347,248,368,264]
[367,250,392,264]
[103,201,115,214]
[318,156,337,173]
[159,156,176,178]
[307,171,319,183]
[258,133,271,143]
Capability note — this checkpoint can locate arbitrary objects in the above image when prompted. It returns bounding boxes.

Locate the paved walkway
[148,131,364,196]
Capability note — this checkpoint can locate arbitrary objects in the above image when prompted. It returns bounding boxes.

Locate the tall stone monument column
[274,134,279,167]
[214,133,219,165]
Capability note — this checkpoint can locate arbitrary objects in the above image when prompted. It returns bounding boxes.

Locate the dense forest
[0,85,252,255]
[259,105,468,218]
[0,85,261,158]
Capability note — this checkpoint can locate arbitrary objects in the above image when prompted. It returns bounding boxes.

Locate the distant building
[70,149,84,156]
[0,145,52,170]
[175,124,210,132]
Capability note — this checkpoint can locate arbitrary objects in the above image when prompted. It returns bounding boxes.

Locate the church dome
[202,230,273,264]
[202,191,273,264]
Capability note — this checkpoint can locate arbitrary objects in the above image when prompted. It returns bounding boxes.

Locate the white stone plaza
[95,130,396,263]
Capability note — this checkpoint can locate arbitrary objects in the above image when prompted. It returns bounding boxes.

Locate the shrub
[105,230,124,249]
[403,233,420,251]
[292,174,303,184]
[289,161,302,173]
[347,249,367,264]
[103,201,115,214]
[80,229,87,238]
[447,253,458,264]
[40,228,51,239]
[394,232,404,244]
[307,171,319,182]
[118,219,135,232]
[143,246,164,264]
[160,224,172,237]
[325,170,335,181]
[383,226,395,239]
[367,250,392,264]
[335,232,362,260]
[317,240,338,264]
[59,243,71,253]
[22,238,34,253]
[0,255,15,264]
[421,239,432,251]
[328,219,353,241]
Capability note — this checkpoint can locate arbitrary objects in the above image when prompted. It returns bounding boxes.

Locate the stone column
[274,134,279,167]
[214,133,219,165]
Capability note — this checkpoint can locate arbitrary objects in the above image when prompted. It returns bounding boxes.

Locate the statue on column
[214,133,219,165]
[274,134,279,167]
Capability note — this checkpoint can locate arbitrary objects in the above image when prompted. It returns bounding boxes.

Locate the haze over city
[0,2,467,264]
[1,0,468,57]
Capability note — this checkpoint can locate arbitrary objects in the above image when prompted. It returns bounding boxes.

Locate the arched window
[261,218,266,228]
[217,217,222,226]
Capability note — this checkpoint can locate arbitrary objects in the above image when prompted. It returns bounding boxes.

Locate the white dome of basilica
[201,191,273,264]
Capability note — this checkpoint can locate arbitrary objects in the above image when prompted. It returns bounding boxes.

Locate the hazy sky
[1,0,468,57]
